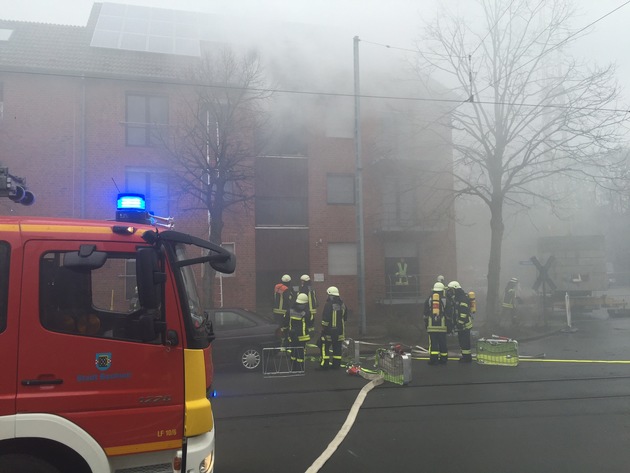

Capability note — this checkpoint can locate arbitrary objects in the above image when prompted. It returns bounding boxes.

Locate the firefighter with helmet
[298,274,318,334]
[288,292,311,370]
[319,286,348,370]
[423,282,449,365]
[273,274,295,348]
[447,280,473,362]
[502,277,519,326]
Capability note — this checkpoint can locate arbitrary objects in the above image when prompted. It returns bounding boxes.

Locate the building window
[255,157,308,226]
[327,173,355,205]
[126,167,170,217]
[383,175,417,228]
[126,94,168,146]
[0,29,13,41]
[328,243,357,276]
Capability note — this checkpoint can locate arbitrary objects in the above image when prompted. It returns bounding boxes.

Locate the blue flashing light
[117,193,146,211]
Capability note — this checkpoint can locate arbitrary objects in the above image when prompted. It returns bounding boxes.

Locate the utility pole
[353,35,366,335]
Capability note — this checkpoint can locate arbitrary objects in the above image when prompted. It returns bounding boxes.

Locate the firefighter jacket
[423,291,448,333]
[288,306,311,342]
[321,296,347,340]
[502,283,517,309]
[298,283,318,331]
[452,288,473,330]
[273,283,294,324]
[395,260,408,285]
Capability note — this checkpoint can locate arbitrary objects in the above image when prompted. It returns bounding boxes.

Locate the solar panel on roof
[90,2,201,57]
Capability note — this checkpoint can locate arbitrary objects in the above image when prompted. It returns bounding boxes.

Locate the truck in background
[0,193,234,473]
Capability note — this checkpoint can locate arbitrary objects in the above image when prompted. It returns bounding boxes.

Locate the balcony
[376,274,425,305]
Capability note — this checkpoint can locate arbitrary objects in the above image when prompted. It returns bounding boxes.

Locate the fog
[3,0,630,293]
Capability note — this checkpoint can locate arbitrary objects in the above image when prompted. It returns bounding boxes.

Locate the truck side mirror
[210,252,236,275]
[136,248,164,310]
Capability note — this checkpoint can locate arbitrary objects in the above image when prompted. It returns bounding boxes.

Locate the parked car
[207,308,280,371]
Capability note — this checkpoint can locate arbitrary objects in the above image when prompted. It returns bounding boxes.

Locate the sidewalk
[348,312,567,348]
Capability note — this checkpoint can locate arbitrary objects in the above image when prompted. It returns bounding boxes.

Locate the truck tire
[0,454,61,473]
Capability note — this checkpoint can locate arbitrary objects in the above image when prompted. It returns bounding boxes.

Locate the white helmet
[448,281,461,289]
[281,274,291,283]
[295,293,309,305]
[327,286,340,296]
[433,282,445,292]
[300,274,310,282]
[437,275,445,283]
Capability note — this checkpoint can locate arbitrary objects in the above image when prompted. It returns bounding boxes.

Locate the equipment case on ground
[476,338,519,366]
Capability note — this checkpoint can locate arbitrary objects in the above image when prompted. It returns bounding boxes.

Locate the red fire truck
[0,194,234,473]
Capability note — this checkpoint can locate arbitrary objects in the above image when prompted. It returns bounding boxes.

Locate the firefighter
[319,286,348,370]
[273,274,295,348]
[288,292,311,371]
[447,281,473,362]
[423,282,449,365]
[502,277,519,326]
[298,274,318,334]
[395,258,409,285]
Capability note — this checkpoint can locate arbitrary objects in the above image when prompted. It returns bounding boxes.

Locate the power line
[469,0,518,56]
[1,67,628,115]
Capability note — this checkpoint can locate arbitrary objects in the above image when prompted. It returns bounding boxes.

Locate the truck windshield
[173,243,211,347]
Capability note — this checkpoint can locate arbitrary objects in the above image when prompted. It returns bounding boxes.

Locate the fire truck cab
[0,195,234,473]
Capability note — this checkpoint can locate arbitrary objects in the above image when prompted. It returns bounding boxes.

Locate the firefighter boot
[459,353,473,363]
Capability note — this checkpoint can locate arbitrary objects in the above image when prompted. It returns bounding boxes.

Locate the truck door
[0,241,16,418]
[16,240,185,457]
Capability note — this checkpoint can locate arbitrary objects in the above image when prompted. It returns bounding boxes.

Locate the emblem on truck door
[95,353,112,371]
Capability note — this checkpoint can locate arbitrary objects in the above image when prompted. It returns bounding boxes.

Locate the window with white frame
[328,243,357,276]
[126,94,168,146]
[125,168,170,218]
[327,173,355,205]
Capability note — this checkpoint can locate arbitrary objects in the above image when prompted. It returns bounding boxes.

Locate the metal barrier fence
[262,347,306,377]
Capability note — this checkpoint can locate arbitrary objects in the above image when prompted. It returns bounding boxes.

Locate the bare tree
[414,0,627,325]
[164,47,272,307]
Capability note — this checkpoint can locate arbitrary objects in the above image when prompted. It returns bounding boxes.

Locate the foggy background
[4,0,630,295]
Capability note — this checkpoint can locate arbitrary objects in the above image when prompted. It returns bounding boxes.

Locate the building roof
[0,3,198,80]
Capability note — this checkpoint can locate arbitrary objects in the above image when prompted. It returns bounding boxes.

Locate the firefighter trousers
[428,332,448,365]
[319,334,342,369]
[457,328,473,362]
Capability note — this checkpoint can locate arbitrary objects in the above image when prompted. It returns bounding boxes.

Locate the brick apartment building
[0,2,456,334]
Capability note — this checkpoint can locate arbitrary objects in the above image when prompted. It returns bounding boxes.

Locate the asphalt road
[211,310,630,473]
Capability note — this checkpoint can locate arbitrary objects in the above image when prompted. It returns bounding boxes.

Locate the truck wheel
[240,346,262,371]
[0,454,61,473]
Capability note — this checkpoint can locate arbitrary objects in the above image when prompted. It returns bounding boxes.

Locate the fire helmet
[327,286,340,296]
[295,293,309,305]
[300,274,310,282]
[433,282,445,292]
[447,281,461,289]
[281,274,291,283]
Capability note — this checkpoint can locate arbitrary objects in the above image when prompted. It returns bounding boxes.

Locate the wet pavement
[211,306,630,472]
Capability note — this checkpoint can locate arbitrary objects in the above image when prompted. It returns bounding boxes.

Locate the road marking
[412,356,630,364]
[304,373,384,473]
[519,358,630,364]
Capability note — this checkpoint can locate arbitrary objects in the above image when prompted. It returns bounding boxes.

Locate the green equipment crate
[476,338,519,366]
